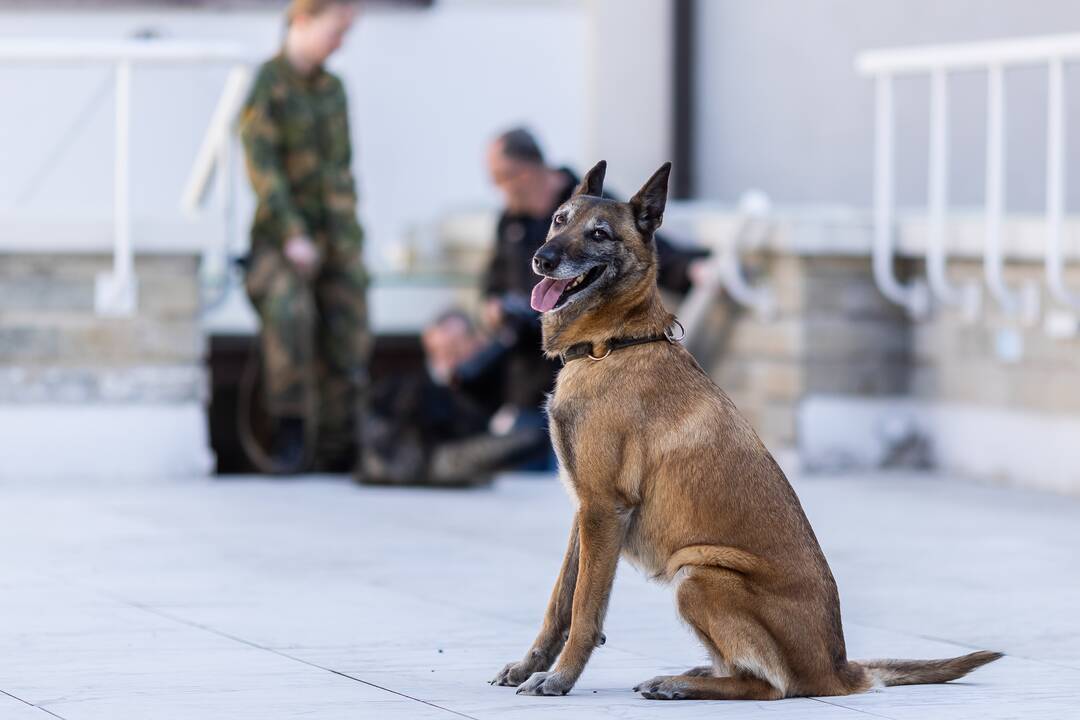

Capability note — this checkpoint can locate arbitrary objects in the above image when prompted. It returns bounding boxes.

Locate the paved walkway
[1,472,1077,719]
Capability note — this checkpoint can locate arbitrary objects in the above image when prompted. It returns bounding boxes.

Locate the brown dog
[490,160,1002,700]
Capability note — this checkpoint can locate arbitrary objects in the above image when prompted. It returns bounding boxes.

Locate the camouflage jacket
[240,54,362,250]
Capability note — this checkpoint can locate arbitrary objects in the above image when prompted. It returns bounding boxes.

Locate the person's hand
[482,297,504,330]
[687,258,715,287]
[284,235,321,279]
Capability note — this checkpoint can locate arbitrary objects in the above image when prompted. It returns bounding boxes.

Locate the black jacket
[479,168,707,410]
[483,168,705,298]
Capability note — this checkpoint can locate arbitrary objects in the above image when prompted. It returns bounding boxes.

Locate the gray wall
[696,0,1080,212]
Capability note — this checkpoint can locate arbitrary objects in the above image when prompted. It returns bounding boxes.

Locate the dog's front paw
[634,675,687,700]
[515,671,574,696]
[490,660,537,687]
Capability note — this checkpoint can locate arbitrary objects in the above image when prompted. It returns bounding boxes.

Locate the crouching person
[360,309,549,487]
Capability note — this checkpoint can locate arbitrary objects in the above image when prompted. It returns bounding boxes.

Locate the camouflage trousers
[245,239,371,460]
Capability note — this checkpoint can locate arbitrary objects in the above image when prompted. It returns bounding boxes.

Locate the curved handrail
[182,64,253,216]
[680,196,775,345]
[717,191,775,319]
[983,65,1040,324]
[1044,57,1080,312]
[925,68,981,320]
[872,74,929,317]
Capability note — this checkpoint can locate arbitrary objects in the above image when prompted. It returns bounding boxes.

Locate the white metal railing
[681,192,776,343]
[0,39,250,316]
[870,73,930,318]
[857,33,1080,323]
[715,191,775,320]
[182,63,254,307]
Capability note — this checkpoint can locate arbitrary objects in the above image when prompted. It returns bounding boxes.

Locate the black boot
[271,417,307,474]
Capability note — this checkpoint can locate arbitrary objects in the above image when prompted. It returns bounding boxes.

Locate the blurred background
[3,0,1080,495]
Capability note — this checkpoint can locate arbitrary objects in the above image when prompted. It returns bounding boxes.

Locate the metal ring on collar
[664,319,686,343]
[587,347,612,361]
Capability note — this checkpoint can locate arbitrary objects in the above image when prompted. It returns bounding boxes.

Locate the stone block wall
[0,253,211,479]
[690,237,1080,494]
[695,254,914,452]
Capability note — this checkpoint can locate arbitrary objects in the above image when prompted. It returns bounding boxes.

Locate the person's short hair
[286,0,352,23]
[495,127,545,166]
[432,308,476,335]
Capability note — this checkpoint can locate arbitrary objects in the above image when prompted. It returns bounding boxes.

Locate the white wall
[696,0,1080,213]
[0,1,589,271]
[584,0,673,198]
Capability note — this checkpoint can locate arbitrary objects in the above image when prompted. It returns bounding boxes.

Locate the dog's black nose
[533,246,560,275]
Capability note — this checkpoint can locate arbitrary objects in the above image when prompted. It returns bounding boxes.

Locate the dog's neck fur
[541,268,674,359]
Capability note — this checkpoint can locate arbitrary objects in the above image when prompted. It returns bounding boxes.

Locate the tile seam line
[808,695,899,719]
[121,599,482,720]
[1,689,69,719]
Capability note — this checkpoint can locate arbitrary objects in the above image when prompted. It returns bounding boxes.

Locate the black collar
[560,320,684,364]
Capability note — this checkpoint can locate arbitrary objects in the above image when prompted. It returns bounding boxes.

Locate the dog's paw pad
[516,671,572,696]
[636,676,684,700]
[492,661,533,687]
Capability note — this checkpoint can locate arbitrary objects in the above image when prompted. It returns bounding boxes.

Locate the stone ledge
[693,206,1080,260]
[0,365,207,404]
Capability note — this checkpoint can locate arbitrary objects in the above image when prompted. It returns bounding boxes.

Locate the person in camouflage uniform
[240,0,369,473]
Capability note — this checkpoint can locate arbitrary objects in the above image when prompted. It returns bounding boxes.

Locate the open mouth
[530,265,606,313]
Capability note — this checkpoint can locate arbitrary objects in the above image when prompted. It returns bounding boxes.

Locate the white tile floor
[0,471,1077,719]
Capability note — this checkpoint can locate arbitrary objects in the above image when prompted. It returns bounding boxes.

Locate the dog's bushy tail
[851,650,1003,688]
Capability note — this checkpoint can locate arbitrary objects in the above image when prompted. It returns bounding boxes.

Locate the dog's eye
[592,227,609,241]
[553,213,567,226]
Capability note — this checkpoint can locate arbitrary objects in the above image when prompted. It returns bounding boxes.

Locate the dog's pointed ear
[630,162,671,236]
[573,160,607,198]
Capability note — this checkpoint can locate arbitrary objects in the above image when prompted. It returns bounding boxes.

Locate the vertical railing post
[872,73,927,316]
[926,68,979,319]
[984,64,1008,309]
[1044,56,1080,311]
[114,59,132,286]
[96,59,138,316]
[984,64,1039,322]
[927,69,952,301]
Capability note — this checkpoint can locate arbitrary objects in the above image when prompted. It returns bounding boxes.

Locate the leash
[238,290,320,476]
[560,319,685,364]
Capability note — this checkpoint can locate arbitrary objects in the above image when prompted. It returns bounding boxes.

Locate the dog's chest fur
[546,360,668,577]
[545,386,585,506]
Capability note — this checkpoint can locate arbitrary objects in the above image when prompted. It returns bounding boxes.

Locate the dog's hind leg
[681,665,715,677]
[636,568,789,701]
[673,624,729,679]
[635,673,783,700]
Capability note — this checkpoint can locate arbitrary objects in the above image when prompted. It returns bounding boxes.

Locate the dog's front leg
[516,505,622,696]
[492,516,580,687]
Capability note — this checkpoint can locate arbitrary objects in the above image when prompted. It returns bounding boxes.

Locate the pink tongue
[531,277,573,312]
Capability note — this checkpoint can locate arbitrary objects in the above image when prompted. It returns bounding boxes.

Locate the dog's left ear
[573,160,607,198]
[630,162,671,236]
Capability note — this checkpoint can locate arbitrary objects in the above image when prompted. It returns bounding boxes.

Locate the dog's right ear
[573,160,607,198]
[629,161,671,236]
